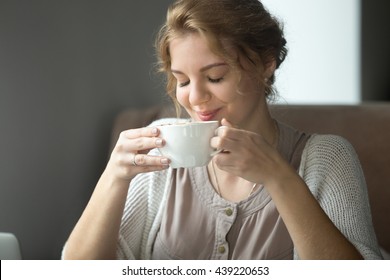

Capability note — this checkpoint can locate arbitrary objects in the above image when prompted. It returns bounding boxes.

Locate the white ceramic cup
[157,120,219,168]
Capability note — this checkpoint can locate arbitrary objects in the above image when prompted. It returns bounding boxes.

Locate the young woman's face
[169,33,266,129]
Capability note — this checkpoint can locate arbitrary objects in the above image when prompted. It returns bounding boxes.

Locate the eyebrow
[171,62,227,74]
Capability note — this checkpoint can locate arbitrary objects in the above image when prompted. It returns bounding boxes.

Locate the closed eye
[208,77,224,83]
[178,80,190,87]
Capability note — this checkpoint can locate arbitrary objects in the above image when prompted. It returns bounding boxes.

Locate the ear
[264,59,276,79]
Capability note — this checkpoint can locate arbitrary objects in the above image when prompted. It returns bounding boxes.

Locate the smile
[196,109,220,121]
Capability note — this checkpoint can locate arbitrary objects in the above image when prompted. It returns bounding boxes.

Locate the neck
[209,159,260,202]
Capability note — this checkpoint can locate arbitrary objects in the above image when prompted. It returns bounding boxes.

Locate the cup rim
[157,120,218,127]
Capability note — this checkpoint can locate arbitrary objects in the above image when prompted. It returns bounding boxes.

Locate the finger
[214,126,242,143]
[122,153,169,167]
[221,118,235,128]
[210,136,222,150]
[131,137,165,152]
[116,137,165,154]
[212,136,239,152]
[133,153,170,167]
[138,165,170,173]
[122,127,159,139]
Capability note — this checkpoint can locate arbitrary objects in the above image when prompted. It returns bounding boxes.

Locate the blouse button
[225,208,233,216]
[218,245,226,254]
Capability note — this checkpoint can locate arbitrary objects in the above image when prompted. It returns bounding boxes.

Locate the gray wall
[0,0,171,259]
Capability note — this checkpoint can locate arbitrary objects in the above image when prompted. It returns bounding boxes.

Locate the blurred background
[0,0,389,259]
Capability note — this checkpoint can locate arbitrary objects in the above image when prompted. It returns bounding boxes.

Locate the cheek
[214,86,240,103]
[175,83,244,107]
[239,73,262,95]
[175,88,190,107]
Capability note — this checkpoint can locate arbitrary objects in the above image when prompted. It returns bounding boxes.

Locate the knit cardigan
[116,121,382,260]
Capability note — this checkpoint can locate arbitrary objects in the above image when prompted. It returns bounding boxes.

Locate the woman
[62,0,382,259]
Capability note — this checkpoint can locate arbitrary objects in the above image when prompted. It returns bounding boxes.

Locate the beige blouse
[151,122,310,260]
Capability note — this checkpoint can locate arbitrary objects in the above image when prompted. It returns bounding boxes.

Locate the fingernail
[152,127,158,135]
[156,138,163,147]
[161,158,169,165]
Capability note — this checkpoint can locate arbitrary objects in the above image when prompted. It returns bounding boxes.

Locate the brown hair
[155,0,287,107]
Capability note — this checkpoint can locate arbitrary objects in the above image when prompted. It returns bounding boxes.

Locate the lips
[196,109,220,121]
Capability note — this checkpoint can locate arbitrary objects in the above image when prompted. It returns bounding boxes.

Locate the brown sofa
[111,102,390,257]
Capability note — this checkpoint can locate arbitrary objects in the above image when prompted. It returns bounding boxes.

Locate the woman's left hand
[210,118,289,185]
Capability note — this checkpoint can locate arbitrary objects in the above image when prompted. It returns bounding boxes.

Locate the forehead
[170,33,244,65]
[169,33,223,66]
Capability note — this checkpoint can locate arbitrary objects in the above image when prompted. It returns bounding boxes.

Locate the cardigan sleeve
[116,171,152,260]
[116,156,172,259]
[299,134,383,259]
[116,118,178,259]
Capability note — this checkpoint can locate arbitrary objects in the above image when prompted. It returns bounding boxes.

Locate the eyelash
[179,81,190,87]
[178,77,224,88]
[209,77,224,83]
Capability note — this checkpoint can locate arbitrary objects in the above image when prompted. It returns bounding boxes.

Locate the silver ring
[132,154,138,166]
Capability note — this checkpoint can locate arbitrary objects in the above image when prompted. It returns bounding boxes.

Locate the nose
[189,82,211,106]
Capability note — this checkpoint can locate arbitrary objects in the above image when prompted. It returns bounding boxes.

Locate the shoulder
[300,134,365,194]
[306,134,356,154]
[303,134,360,167]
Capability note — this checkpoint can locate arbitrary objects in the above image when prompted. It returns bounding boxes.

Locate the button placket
[214,203,237,259]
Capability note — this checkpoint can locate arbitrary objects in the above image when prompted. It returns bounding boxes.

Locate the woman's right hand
[63,126,169,259]
[107,126,170,182]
